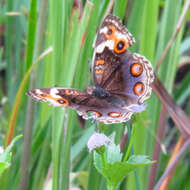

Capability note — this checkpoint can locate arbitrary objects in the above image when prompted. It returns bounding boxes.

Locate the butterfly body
[27,14,154,124]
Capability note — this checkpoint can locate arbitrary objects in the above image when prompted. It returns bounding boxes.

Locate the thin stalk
[148,106,167,190]
[123,124,135,162]
[5,46,52,147]
[18,90,35,190]
[154,136,190,190]
[23,1,48,190]
[5,0,13,100]
[127,124,141,190]
[87,154,101,190]
[5,0,37,147]
[152,75,190,137]
[155,0,190,72]
[104,0,114,17]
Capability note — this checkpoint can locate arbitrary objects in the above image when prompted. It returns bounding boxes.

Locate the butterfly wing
[92,47,154,106]
[93,14,135,55]
[104,53,154,106]
[27,87,135,124]
[92,15,154,107]
[92,15,134,87]
[92,47,122,87]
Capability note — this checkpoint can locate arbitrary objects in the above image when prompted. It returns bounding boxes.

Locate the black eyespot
[117,41,125,50]
[40,94,46,97]
[57,99,66,104]
[107,28,113,35]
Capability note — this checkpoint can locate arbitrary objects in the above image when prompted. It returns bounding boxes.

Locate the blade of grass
[31,120,51,190]
[148,2,184,190]
[87,154,102,190]
[49,0,68,189]
[5,47,52,147]
[127,0,159,190]
[154,136,190,190]
[155,0,190,72]
[128,0,146,52]
[19,0,49,189]
[113,0,128,19]
[148,106,166,190]
[5,0,14,100]
[5,0,38,147]
[60,3,93,189]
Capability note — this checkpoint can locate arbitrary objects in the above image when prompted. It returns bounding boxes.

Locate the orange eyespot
[133,82,145,95]
[108,112,122,118]
[74,90,79,95]
[87,110,102,118]
[95,69,103,74]
[95,59,104,66]
[105,25,128,54]
[130,63,143,77]
[105,25,116,39]
[114,39,128,54]
[57,98,69,106]
[65,89,71,95]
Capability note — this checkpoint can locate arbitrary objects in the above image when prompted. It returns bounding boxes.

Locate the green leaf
[127,155,155,165]
[94,154,153,188]
[106,144,122,164]
[0,135,22,176]
[94,143,154,189]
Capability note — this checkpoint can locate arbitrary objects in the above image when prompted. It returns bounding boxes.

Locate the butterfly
[27,14,154,124]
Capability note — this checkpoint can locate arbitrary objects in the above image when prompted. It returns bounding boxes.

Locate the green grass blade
[59,3,93,189]
[127,0,159,189]
[113,0,128,19]
[5,47,52,147]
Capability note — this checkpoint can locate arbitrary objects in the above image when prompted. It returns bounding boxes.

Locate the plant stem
[123,123,135,162]
[108,184,116,190]
[101,152,107,168]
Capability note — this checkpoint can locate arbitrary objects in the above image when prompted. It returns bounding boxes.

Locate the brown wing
[92,14,136,95]
[93,14,135,55]
[92,15,135,87]
[92,47,123,87]
[104,53,154,106]
[27,87,135,124]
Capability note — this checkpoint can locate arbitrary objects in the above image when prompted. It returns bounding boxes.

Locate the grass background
[0,0,190,190]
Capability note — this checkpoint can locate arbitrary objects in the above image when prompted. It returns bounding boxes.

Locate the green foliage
[0,135,22,176]
[94,143,153,190]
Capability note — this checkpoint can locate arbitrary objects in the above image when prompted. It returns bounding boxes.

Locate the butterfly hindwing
[27,87,134,124]
[103,53,154,106]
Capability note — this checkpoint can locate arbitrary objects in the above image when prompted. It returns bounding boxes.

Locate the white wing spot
[95,40,114,53]
[50,88,61,98]
[99,26,108,34]
[36,89,43,94]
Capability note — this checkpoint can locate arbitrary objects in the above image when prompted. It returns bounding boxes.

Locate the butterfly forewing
[27,88,134,124]
[92,47,122,88]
